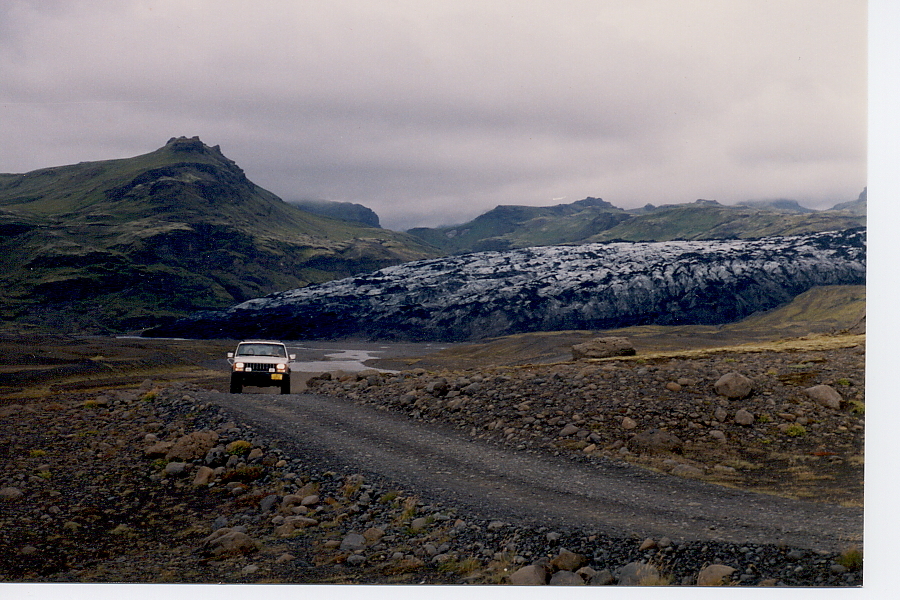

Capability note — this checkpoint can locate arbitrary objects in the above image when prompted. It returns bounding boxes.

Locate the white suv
[227,340,296,394]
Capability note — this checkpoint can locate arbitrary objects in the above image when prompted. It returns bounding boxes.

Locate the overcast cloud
[0,0,870,229]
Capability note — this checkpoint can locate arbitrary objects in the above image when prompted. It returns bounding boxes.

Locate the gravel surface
[0,339,865,586]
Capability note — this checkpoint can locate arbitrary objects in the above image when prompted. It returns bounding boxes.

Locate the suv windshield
[235,343,286,358]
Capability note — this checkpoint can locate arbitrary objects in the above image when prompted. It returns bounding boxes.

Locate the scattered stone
[697,564,736,586]
[670,463,704,478]
[340,533,367,552]
[572,337,636,360]
[510,563,548,585]
[714,372,753,399]
[590,569,615,585]
[550,549,587,571]
[628,429,682,454]
[202,528,259,557]
[549,570,584,585]
[616,561,660,586]
[192,466,215,486]
[165,430,219,461]
[164,461,188,477]
[0,487,23,501]
[665,381,682,392]
[734,409,755,426]
[558,423,580,437]
[621,417,637,430]
[805,385,842,410]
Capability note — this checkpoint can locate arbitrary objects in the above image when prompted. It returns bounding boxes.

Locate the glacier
[145,228,865,341]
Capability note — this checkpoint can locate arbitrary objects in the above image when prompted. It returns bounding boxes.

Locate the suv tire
[230,375,243,394]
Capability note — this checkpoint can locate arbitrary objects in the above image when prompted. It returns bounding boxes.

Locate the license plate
[271,374,283,380]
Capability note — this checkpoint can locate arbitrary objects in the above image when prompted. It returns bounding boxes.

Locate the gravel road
[205,390,862,553]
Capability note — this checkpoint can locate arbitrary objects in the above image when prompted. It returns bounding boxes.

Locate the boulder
[202,528,259,556]
[617,561,660,586]
[697,564,736,586]
[734,408,755,426]
[628,429,682,454]
[805,385,842,410]
[166,430,219,461]
[510,564,548,585]
[0,487,23,501]
[572,337,636,360]
[714,372,753,399]
[549,570,584,585]
[192,466,215,486]
[340,532,367,552]
[550,549,587,572]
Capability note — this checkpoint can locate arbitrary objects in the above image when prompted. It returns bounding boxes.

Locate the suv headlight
[276,363,287,373]
[233,362,245,371]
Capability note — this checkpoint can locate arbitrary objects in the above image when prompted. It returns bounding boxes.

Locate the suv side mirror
[227,352,234,358]
[289,354,296,360]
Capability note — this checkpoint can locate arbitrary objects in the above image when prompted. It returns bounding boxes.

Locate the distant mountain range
[0,137,438,332]
[0,136,866,337]
[145,228,866,342]
[406,192,866,253]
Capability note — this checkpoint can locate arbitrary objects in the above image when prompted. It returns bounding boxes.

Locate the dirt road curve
[206,390,862,552]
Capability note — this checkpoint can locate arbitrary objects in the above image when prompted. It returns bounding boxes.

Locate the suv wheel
[230,375,243,394]
[280,376,291,395]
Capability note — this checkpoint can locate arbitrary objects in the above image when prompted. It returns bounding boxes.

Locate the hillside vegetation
[0,137,439,333]
[407,196,866,253]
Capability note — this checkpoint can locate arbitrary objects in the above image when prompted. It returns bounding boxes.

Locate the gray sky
[0,0,869,230]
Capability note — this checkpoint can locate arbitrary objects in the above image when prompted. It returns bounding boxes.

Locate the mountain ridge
[405,194,866,253]
[0,137,440,333]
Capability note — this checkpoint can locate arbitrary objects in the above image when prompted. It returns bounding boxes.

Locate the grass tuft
[837,545,863,571]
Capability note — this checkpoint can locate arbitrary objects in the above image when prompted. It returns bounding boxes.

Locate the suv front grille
[245,363,276,372]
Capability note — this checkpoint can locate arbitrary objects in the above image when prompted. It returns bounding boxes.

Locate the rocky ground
[0,334,864,586]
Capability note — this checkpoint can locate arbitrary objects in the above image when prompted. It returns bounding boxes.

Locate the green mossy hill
[587,199,865,242]
[0,137,439,333]
[406,197,631,253]
[406,195,866,252]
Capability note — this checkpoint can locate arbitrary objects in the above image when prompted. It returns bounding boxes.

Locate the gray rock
[572,337,636,360]
[549,570,585,585]
[805,385,842,409]
[590,569,615,585]
[510,564,548,585]
[345,554,366,566]
[550,549,587,571]
[714,372,753,399]
[617,561,660,585]
[164,461,188,476]
[697,564,736,586]
[734,408,755,425]
[0,487,23,501]
[201,528,259,557]
[259,494,279,513]
[628,429,682,454]
[340,533,367,552]
[558,423,580,437]
[670,463,704,478]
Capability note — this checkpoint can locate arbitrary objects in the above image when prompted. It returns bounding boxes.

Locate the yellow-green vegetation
[225,440,253,455]
[82,399,102,408]
[379,490,400,504]
[28,449,47,458]
[837,545,863,571]
[639,573,674,586]
[849,400,865,416]
[141,391,158,402]
[437,556,481,576]
[396,497,418,523]
[785,424,807,437]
